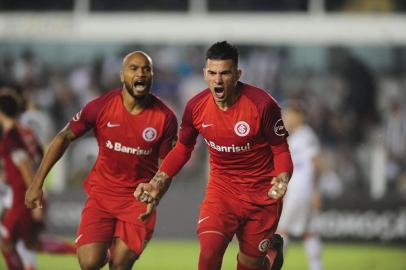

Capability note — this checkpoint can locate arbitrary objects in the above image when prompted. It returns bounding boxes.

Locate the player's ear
[237,68,242,80]
[203,68,208,82]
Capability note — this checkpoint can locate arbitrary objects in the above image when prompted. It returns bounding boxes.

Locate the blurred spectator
[14,49,44,87]
[383,99,406,189]
[50,83,81,131]
[329,48,379,145]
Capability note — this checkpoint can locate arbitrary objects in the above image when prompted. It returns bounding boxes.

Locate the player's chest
[194,106,260,144]
[96,110,163,149]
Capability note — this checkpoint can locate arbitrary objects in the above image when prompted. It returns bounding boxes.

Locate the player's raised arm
[25,126,78,209]
[135,100,198,203]
[135,140,195,203]
[261,98,294,199]
[138,112,178,221]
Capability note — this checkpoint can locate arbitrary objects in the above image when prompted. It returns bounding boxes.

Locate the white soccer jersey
[285,125,320,200]
[278,124,320,235]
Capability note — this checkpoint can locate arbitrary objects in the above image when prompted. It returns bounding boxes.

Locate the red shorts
[1,206,43,243]
[76,196,156,256]
[197,188,282,257]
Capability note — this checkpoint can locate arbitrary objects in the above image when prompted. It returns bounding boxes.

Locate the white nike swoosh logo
[198,216,210,224]
[75,234,83,244]
[202,123,213,128]
[107,122,120,128]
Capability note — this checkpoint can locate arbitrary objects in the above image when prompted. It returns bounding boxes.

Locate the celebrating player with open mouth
[135,41,293,270]
[25,51,177,270]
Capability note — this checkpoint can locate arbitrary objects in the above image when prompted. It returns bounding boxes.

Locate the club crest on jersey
[142,127,157,142]
[258,239,271,252]
[72,110,82,122]
[274,119,286,137]
[234,121,250,137]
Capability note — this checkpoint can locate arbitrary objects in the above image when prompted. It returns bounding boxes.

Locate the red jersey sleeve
[178,101,199,148]
[69,89,117,136]
[160,101,199,177]
[158,112,178,159]
[68,95,107,136]
[262,98,293,176]
[262,98,288,145]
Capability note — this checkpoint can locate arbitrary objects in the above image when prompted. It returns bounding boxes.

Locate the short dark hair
[206,41,239,66]
[0,95,19,118]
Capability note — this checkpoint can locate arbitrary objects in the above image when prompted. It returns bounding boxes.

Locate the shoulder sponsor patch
[274,118,286,136]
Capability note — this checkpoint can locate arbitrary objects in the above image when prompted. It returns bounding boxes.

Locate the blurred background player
[276,100,323,270]
[135,41,293,270]
[25,51,178,270]
[1,176,38,270]
[0,94,46,270]
[0,94,75,270]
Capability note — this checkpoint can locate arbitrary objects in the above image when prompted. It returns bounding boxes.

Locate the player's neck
[121,91,150,115]
[216,87,240,111]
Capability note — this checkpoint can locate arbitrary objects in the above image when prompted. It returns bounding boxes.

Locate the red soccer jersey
[0,125,43,210]
[68,89,177,198]
[173,82,289,205]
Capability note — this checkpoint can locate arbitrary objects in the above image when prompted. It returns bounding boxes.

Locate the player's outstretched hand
[268,172,290,199]
[25,185,43,209]
[138,203,155,222]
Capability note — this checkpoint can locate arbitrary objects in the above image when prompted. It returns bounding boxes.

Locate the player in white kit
[277,101,323,270]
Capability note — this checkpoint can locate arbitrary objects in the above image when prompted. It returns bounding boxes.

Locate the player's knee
[109,253,138,270]
[199,247,222,263]
[78,253,106,270]
[237,251,265,269]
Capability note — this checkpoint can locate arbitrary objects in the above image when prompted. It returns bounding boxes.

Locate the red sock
[40,237,76,254]
[198,232,228,270]
[237,260,261,270]
[2,248,24,270]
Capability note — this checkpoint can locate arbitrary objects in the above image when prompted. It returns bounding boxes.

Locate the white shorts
[277,194,314,236]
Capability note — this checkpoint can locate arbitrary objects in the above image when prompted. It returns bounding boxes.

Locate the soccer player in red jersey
[0,89,76,270]
[135,41,294,270]
[25,51,178,270]
[0,94,45,270]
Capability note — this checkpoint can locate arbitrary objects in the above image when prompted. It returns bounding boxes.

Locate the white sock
[304,236,323,270]
[16,241,37,270]
[280,234,290,254]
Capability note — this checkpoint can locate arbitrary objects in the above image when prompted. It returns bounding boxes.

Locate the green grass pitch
[1,240,405,269]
